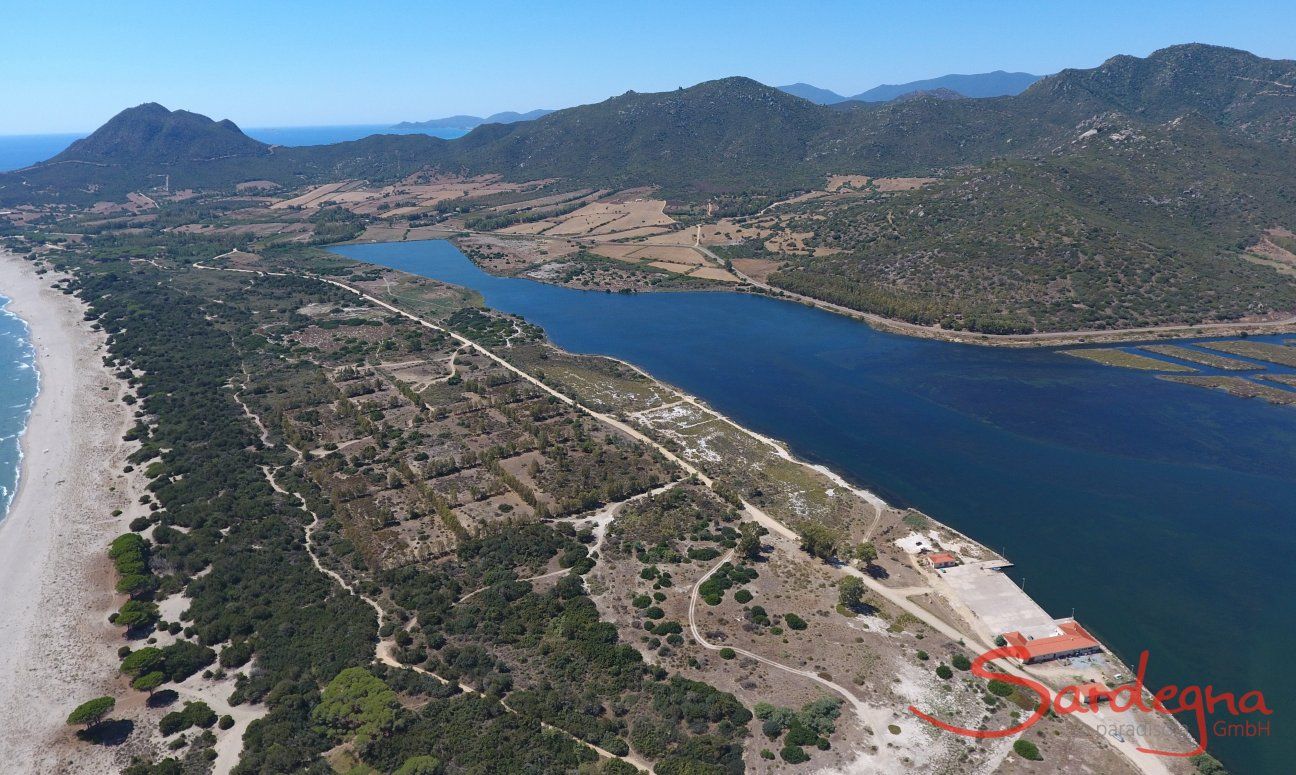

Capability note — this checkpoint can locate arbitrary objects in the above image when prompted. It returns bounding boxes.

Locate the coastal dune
[0,252,147,772]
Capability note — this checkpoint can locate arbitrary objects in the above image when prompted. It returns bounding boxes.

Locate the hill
[776,83,847,104]
[1018,43,1296,139]
[442,77,840,191]
[51,102,270,163]
[763,113,1296,332]
[847,70,1042,101]
[0,104,453,204]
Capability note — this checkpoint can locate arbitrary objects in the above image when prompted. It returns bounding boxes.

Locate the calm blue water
[0,126,468,171]
[0,134,85,172]
[0,296,40,521]
[333,239,1296,773]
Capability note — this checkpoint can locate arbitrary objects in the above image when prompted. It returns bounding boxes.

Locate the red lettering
[1237,691,1273,716]
[910,645,1271,760]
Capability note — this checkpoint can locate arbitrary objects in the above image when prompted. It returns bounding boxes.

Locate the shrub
[916,650,929,661]
[218,715,234,731]
[780,744,810,763]
[718,648,736,660]
[784,613,807,631]
[653,621,683,636]
[219,641,253,669]
[1013,739,1042,761]
[988,679,1015,697]
[952,653,972,671]
[687,546,720,562]
[394,756,444,775]
[936,664,954,680]
[1190,753,1228,775]
[160,701,217,736]
[785,723,819,747]
[600,736,629,756]
[733,589,753,604]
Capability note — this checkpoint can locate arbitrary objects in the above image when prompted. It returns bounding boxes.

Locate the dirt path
[687,551,910,773]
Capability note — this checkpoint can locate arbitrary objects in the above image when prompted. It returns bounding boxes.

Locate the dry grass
[826,174,872,192]
[873,177,938,191]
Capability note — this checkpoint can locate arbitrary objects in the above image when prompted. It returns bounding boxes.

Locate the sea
[0,124,469,171]
[0,296,40,523]
[332,239,1296,774]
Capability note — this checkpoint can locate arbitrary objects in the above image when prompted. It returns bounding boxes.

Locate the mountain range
[391,109,553,131]
[392,72,1042,132]
[778,70,1043,104]
[2,44,1294,200]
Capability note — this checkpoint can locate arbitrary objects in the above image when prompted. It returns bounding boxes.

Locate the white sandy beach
[0,251,149,772]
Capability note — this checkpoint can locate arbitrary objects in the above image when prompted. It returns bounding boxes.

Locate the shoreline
[0,293,39,520]
[0,251,150,772]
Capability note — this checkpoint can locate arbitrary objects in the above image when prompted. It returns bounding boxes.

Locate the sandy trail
[687,550,912,773]
[0,252,148,773]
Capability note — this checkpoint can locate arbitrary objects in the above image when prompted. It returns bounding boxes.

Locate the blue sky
[3,0,1294,134]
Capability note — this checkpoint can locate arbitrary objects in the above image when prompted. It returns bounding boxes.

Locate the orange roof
[1002,621,1101,660]
[929,552,959,564]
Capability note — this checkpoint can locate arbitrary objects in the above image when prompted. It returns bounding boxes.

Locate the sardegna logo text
[909,645,1271,757]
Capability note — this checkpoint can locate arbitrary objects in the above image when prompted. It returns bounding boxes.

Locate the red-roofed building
[1001,621,1102,664]
[927,551,960,569]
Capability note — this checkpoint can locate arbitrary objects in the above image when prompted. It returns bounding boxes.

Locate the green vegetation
[66,697,115,729]
[1013,738,1043,761]
[698,561,758,605]
[159,701,218,736]
[312,667,403,749]
[837,576,865,610]
[798,522,841,560]
[1191,752,1229,775]
[755,697,841,763]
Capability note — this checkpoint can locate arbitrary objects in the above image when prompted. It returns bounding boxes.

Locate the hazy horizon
[5,0,1295,134]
